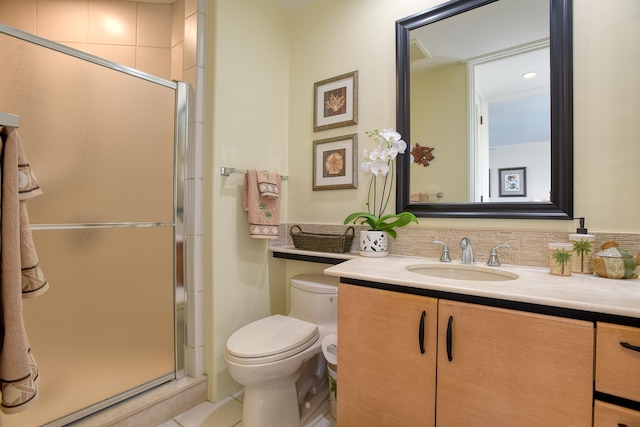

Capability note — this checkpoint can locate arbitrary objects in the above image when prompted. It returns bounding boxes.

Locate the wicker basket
[290,225,355,253]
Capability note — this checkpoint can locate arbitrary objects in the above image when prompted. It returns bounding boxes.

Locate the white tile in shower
[38,0,87,43]
[137,3,172,48]
[88,0,137,46]
[0,0,37,34]
[87,44,136,68]
[171,0,185,47]
[184,0,198,19]
[183,12,197,70]
[136,46,171,80]
[171,43,184,81]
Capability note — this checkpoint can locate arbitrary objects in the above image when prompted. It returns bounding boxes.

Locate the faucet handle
[487,244,510,267]
[433,240,452,262]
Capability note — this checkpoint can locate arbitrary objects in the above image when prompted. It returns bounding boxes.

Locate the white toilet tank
[288,274,339,330]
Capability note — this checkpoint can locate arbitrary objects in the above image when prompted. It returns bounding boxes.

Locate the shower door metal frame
[0,23,188,426]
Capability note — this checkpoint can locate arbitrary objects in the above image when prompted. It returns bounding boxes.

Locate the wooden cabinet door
[596,322,640,402]
[338,284,438,427]
[437,300,594,427]
[594,400,640,427]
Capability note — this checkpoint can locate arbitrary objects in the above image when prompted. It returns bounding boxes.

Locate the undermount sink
[405,264,519,282]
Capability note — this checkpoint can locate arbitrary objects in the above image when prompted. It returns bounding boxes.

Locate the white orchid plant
[344,129,418,239]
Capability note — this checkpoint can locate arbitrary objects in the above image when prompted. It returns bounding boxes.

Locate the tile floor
[158,390,336,427]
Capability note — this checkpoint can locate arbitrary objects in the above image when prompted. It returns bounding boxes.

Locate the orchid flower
[344,129,418,239]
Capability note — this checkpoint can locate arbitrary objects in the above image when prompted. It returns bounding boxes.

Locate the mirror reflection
[409,0,549,203]
[396,0,573,219]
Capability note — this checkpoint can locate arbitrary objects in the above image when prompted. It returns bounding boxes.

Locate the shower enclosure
[0,24,187,427]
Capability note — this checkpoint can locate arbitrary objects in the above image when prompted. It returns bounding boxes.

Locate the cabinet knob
[419,311,426,354]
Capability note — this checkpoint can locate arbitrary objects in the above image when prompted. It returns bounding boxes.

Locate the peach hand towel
[243,169,280,239]
[256,170,280,198]
[0,127,47,414]
[410,192,429,202]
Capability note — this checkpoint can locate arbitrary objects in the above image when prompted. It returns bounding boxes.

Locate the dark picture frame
[498,167,527,197]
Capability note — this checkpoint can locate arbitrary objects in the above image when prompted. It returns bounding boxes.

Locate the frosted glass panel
[0,33,174,224]
[0,28,179,426]
[1,227,175,427]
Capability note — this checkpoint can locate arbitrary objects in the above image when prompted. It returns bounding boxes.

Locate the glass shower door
[0,27,181,427]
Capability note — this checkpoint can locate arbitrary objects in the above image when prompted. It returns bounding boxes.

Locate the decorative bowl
[591,241,639,279]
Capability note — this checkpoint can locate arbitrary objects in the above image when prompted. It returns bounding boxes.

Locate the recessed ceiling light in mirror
[522,71,537,79]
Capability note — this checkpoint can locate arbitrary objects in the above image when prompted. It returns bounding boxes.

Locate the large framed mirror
[396,0,573,219]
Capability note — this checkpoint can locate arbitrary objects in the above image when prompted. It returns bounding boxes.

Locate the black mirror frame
[395,0,573,219]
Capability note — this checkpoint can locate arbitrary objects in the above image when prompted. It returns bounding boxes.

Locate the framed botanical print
[313,71,358,131]
[313,134,358,190]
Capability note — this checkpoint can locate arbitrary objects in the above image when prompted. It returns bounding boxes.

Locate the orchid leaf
[344,211,418,239]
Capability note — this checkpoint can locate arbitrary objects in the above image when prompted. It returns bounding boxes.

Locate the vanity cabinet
[338,285,594,427]
[594,323,640,426]
[596,322,640,402]
[337,284,438,426]
[594,400,640,427]
[437,300,594,426]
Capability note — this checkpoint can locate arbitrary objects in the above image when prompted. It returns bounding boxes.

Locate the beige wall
[572,0,639,232]
[205,0,291,400]
[286,0,640,233]
[411,63,468,200]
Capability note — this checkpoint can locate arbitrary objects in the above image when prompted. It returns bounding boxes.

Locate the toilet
[224,274,339,427]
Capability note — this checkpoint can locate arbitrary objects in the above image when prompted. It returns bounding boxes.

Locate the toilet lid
[226,315,319,360]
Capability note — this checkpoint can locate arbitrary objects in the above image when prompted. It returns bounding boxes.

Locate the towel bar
[220,166,288,180]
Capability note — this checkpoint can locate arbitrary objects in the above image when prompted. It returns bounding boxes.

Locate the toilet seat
[226,315,319,365]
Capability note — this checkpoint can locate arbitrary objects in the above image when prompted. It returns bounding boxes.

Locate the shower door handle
[418,311,426,354]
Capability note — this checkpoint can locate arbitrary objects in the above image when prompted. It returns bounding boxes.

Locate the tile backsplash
[276,223,640,269]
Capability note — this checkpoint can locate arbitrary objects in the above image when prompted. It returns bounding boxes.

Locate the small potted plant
[344,129,418,256]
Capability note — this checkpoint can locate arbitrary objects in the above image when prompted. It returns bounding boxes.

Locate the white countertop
[323,254,640,319]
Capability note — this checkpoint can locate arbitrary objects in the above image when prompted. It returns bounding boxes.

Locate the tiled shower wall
[0,0,193,82]
[276,223,640,269]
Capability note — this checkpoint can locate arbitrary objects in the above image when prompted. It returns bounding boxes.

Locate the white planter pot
[359,230,388,257]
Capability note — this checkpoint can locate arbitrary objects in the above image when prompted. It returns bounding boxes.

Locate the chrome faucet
[487,244,510,267]
[459,237,475,264]
[433,240,451,262]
